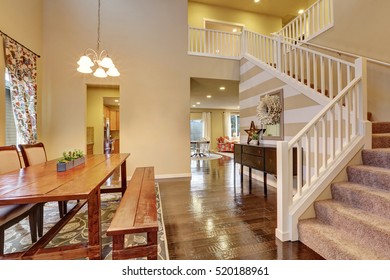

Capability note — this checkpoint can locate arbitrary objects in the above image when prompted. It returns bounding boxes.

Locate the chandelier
[76,0,120,78]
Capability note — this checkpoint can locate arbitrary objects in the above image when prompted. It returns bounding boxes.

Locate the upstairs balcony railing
[188,27,241,59]
[276,0,334,44]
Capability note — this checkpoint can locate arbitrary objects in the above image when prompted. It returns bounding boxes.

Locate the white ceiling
[190,78,239,110]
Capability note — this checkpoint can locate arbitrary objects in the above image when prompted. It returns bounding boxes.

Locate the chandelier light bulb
[77,55,94,67]
[93,67,108,78]
[77,65,93,74]
[106,66,120,77]
[100,56,114,68]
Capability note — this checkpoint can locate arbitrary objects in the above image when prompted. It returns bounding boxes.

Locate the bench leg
[112,235,124,260]
[147,231,158,260]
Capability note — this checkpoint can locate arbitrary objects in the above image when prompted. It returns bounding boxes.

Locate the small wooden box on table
[107,166,158,260]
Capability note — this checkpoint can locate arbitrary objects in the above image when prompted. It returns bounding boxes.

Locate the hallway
[158,154,323,260]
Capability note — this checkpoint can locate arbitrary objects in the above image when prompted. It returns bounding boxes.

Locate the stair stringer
[243,53,331,106]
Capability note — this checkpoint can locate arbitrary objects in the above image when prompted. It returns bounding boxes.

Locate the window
[230,114,240,138]
[190,119,203,141]
[5,70,17,145]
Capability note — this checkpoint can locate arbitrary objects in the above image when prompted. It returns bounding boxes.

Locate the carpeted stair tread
[372,122,390,134]
[298,219,387,260]
[372,133,390,149]
[314,200,390,257]
[331,182,390,220]
[347,165,390,191]
[362,148,390,168]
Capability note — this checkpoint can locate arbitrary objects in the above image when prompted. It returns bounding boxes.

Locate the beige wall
[310,0,390,121]
[0,0,43,145]
[41,0,191,178]
[86,86,119,155]
[188,1,282,35]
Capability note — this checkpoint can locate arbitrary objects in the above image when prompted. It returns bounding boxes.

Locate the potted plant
[57,151,74,172]
[72,149,85,167]
[57,149,85,172]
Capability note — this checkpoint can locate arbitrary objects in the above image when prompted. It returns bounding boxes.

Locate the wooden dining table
[0,153,130,260]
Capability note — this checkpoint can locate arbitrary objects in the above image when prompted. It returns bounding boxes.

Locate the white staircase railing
[276,0,334,44]
[188,27,241,59]
[276,58,367,241]
[244,30,355,99]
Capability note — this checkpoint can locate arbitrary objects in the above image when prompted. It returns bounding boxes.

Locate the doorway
[86,85,120,155]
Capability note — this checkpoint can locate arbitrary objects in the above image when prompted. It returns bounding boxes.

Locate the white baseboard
[155,173,192,180]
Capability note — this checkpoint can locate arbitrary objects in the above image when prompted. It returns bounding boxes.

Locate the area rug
[4,183,169,260]
[191,153,222,161]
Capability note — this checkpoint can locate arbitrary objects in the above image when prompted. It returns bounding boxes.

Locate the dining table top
[0,153,130,206]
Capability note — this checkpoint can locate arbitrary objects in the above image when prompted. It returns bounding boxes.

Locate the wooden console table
[234,143,297,197]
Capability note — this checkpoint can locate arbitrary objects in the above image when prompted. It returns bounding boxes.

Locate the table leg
[87,189,101,259]
[263,172,268,197]
[121,160,127,195]
[249,167,252,194]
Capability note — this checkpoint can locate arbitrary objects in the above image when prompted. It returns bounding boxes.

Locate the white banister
[276,58,367,241]
[277,0,334,44]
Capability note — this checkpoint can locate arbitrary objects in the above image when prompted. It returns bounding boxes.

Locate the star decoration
[245,121,261,144]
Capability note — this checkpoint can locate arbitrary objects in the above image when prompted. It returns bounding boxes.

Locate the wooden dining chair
[18,142,69,237]
[0,145,38,255]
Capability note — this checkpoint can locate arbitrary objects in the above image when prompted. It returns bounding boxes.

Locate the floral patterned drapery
[3,37,38,144]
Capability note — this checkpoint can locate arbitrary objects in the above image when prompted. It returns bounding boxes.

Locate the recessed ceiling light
[298,9,304,14]
[254,0,260,3]
[219,86,226,91]
[196,102,201,105]
[206,95,212,98]
[192,105,196,107]
[114,99,119,102]
[232,28,237,33]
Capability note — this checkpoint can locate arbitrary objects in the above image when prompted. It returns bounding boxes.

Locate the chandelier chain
[97,0,101,52]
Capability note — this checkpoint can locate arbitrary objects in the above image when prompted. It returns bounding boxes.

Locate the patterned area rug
[191,153,222,160]
[4,184,168,260]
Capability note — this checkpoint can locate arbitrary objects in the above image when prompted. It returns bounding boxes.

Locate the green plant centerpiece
[57,149,85,172]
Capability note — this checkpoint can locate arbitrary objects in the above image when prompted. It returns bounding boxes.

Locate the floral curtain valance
[3,36,38,144]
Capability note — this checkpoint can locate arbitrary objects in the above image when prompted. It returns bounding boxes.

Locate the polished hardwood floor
[158,153,323,260]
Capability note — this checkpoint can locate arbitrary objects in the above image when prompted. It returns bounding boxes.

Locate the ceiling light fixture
[77,0,120,78]
[196,102,201,105]
[219,86,226,91]
[206,95,212,98]
[298,9,304,14]
[254,0,260,3]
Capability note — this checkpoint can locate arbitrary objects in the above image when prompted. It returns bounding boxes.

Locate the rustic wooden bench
[106,166,158,260]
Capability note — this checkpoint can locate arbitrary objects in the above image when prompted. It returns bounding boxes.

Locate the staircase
[372,121,390,148]
[298,122,390,259]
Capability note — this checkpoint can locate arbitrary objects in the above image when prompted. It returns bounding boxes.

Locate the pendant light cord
[97,0,101,52]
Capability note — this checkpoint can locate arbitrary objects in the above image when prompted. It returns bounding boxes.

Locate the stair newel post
[355,57,369,141]
[276,34,283,72]
[276,141,293,241]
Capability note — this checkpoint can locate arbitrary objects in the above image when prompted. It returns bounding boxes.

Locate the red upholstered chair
[0,145,38,255]
[216,136,235,152]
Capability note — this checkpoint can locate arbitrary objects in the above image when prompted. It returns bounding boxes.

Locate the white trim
[203,18,245,30]
[155,173,192,179]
